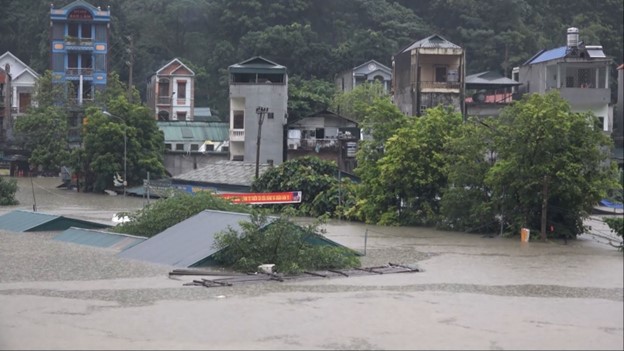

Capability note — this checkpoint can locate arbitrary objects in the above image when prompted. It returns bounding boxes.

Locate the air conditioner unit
[288,143,297,150]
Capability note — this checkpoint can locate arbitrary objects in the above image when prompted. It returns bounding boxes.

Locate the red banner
[218,191,302,204]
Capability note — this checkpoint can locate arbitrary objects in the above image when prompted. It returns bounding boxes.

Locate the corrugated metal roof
[117,210,356,267]
[229,56,286,74]
[118,210,273,267]
[157,121,229,142]
[194,107,212,117]
[465,71,521,89]
[54,227,146,251]
[0,210,111,232]
[174,160,271,187]
[401,34,461,53]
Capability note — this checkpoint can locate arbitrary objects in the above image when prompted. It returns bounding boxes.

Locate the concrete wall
[229,81,288,165]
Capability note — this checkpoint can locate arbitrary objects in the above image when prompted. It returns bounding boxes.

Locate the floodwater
[0,177,622,350]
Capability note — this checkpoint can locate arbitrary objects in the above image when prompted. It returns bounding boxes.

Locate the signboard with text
[218,191,302,205]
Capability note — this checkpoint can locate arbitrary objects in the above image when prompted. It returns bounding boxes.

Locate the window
[81,54,92,69]
[81,24,92,39]
[566,76,574,88]
[598,117,605,130]
[578,69,590,87]
[158,79,170,97]
[268,112,274,119]
[191,144,199,151]
[435,66,447,82]
[177,81,187,99]
[68,54,78,68]
[68,23,79,37]
[176,112,187,121]
[233,110,244,129]
[165,144,172,150]
[175,144,184,151]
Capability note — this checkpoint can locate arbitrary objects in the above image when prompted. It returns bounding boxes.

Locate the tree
[212,211,360,274]
[347,97,407,223]
[14,106,70,174]
[362,106,462,225]
[112,191,249,237]
[604,217,623,251]
[0,177,18,205]
[332,81,388,122]
[13,71,71,174]
[288,76,336,120]
[486,91,619,240]
[76,96,165,193]
[251,156,348,217]
[439,117,499,233]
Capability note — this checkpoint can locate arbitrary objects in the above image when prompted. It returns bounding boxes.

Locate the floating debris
[176,263,421,288]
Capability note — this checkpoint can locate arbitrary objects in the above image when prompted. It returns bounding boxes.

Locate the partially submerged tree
[112,191,250,237]
[0,177,18,205]
[212,212,360,274]
[486,91,619,240]
[75,96,166,193]
[251,156,352,217]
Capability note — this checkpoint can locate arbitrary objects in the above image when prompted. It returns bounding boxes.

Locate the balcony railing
[157,96,172,105]
[64,37,94,46]
[66,68,94,76]
[230,129,245,142]
[287,138,340,151]
[420,81,462,91]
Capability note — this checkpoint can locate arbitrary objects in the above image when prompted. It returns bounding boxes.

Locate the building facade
[335,60,392,93]
[516,28,612,132]
[50,0,110,105]
[392,34,465,117]
[286,110,360,173]
[146,58,195,121]
[228,56,288,166]
[0,52,39,119]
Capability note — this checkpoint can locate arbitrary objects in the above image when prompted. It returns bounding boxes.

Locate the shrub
[0,177,18,206]
[212,212,360,274]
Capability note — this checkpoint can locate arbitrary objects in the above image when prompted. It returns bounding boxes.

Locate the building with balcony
[0,52,39,118]
[392,34,465,117]
[146,58,195,121]
[516,28,612,132]
[335,60,392,93]
[50,0,110,105]
[228,56,288,165]
[464,71,521,118]
[287,110,360,173]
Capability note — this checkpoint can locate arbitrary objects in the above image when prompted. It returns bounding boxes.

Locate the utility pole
[255,106,269,179]
[126,35,134,102]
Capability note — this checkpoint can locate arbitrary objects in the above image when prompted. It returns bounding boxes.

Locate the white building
[0,51,39,117]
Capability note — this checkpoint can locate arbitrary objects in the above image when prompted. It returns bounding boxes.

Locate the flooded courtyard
[0,177,622,350]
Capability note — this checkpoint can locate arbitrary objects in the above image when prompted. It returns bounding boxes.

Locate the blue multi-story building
[50,0,110,104]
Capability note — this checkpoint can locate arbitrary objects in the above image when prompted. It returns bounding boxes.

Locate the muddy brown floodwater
[0,177,622,350]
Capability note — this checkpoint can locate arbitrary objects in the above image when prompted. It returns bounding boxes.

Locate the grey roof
[0,210,111,232]
[352,60,392,76]
[401,34,461,53]
[229,56,287,74]
[117,210,275,267]
[157,121,229,142]
[54,227,146,251]
[465,71,521,89]
[174,160,271,187]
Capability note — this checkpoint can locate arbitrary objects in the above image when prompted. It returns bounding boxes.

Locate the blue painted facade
[50,1,110,102]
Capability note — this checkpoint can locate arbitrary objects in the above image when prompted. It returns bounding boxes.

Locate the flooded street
[0,177,622,350]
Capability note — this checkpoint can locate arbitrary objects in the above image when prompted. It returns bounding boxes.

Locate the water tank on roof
[567,27,579,48]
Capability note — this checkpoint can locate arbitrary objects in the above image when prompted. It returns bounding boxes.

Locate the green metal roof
[0,210,111,232]
[54,227,146,251]
[157,121,229,142]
